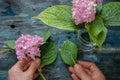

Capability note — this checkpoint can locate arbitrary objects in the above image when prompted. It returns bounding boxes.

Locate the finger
[77,61,93,69]
[84,69,92,76]
[69,67,75,73]
[71,73,79,80]
[74,64,90,79]
[77,61,99,72]
[23,61,32,71]
[33,73,39,79]
[27,58,40,74]
[14,58,32,70]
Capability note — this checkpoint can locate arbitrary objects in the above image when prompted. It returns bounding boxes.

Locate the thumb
[27,58,40,74]
[74,64,92,80]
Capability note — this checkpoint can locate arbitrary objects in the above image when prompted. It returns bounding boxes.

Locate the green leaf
[39,29,51,42]
[40,42,57,65]
[96,4,102,15]
[6,40,15,49]
[85,16,108,48]
[33,5,81,30]
[101,2,120,26]
[60,40,78,66]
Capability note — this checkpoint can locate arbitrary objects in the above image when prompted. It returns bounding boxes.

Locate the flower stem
[37,69,46,80]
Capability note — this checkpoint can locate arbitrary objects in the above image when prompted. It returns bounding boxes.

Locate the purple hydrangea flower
[15,34,44,60]
[72,0,103,25]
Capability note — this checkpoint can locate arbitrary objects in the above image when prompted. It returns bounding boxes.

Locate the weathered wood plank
[0,0,120,80]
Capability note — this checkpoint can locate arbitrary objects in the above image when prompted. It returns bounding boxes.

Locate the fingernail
[74,64,80,69]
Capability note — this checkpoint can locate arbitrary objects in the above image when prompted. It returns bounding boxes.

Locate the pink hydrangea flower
[72,0,103,25]
[15,34,44,60]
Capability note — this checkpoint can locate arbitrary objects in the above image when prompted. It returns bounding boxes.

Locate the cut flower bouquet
[33,0,120,48]
[6,30,58,80]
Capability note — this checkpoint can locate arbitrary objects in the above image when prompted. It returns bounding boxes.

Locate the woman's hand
[8,58,41,80]
[69,61,106,80]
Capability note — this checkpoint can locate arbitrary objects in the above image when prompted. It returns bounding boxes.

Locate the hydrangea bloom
[15,34,44,60]
[72,0,103,25]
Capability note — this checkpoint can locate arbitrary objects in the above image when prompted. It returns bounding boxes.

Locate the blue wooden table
[0,0,120,80]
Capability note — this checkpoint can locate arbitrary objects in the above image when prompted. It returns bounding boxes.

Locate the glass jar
[76,29,96,52]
